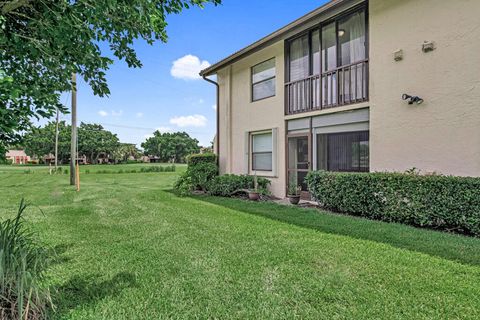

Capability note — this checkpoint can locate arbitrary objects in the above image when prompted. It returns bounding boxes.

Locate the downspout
[202,75,220,167]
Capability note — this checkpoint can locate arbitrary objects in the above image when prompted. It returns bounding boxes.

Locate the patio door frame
[285,131,312,200]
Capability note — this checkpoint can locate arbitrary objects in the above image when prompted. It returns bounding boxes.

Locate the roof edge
[200,0,348,77]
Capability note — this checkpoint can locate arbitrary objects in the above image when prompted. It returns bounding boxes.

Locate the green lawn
[1,164,479,319]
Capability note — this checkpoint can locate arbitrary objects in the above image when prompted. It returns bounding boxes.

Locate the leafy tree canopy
[23,120,71,163]
[0,0,221,157]
[23,121,123,164]
[77,122,120,163]
[141,131,200,163]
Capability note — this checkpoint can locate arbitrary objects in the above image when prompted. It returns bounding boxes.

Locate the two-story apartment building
[200,0,480,198]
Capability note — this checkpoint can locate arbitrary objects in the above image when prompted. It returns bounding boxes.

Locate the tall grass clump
[0,200,51,319]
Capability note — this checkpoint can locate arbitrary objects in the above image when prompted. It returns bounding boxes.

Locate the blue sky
[61,0,328,147]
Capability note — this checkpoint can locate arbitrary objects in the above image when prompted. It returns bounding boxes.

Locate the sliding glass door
[285,5,368,114]
[316,131,369,172]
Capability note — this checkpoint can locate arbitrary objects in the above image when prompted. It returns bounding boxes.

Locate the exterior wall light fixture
[402,94,424,105]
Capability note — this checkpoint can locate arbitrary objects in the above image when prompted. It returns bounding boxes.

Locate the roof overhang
[200,0,351,77]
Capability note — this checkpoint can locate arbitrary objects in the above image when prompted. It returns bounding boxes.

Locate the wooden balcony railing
[285,59,369,115]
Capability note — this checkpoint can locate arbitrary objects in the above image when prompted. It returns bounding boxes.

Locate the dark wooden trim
[286,130,312,198]
[251,57,276,102]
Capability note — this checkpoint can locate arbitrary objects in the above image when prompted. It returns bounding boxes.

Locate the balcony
[285,59,368,115]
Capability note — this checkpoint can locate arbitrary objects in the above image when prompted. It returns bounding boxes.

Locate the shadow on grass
[48,243,75,266]
[189,194,480,267]
[51,272,136,318]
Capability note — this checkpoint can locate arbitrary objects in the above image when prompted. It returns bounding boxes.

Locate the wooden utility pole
[54,107,59,170]
[70,73,77,185]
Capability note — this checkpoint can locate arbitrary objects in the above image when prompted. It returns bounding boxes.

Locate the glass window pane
[252,58,275,83]
[316,134,328,170]
[287,171,308,192]
[253,153,272,171]
[253,133,272,152]
[253,78,275,101]
[288,136,308,169]
[311,30,320,75]
[322,22,337,72]
[289,35,309,81]
[325,131,369,172]
[339,10,366,66]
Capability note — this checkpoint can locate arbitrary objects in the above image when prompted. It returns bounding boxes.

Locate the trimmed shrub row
[206,174,270,197]
[174,152,271,197]
[306,171,480,236]
[90,165,176,174]
[186,153,217,166]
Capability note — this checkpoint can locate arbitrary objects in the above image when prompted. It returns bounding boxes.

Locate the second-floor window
[286,6,368,114]
[252,58,276,101]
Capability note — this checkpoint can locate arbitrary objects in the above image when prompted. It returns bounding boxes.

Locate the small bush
[188,162,218,191]
[187,153,217,166]
[126,159,139,164]
[85,169,90,174]
[174,173,194,196]
[26,160,39,165]
[306,171,480,236]
[174,153,218,195]
[0,199,52,319]
[207,174,270,197]
[0,158,13,165]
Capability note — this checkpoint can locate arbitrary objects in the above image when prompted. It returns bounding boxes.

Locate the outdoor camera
[402,94,424,105]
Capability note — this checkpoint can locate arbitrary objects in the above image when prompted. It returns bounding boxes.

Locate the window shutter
[244,132,250,174]
[272,128,278,176]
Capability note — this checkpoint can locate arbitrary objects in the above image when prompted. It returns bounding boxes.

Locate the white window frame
[248,128,277,177]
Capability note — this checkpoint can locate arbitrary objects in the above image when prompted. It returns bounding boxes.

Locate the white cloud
[144,134,154,139]
[170,54,210,80]
[170,114,207,127]
[98,110,123,117]
[136,112,144,118]
[156,126,173,133]
[212,104,217,110]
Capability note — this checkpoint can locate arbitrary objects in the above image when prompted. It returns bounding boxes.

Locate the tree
[23,121,71,163]
[23,121,120,164]
[141,131,200,163]
[0,0,221,158]
[113,143,141,163]
[77,123,119,163]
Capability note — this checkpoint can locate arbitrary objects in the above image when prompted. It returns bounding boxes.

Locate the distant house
[200,0,480,198]
[139,156,150,163]
[43,153,56,165]
[6,150,30,164]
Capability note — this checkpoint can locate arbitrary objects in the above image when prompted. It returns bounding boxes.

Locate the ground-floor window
[251,132,273,171]
[316,131,369,172]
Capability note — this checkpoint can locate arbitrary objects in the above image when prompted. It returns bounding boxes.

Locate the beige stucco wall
[217,0,480,198]
[369,0,480,176]
[217,42,286,197]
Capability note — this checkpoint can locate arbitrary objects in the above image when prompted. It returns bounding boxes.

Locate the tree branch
[1,0,31,15]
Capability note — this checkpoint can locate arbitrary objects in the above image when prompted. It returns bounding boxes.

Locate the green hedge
[0,158,13,165]
[187,153,217,166]
[207,174,270,197]
[174,153,218,195]
[306,171,480,236]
